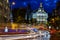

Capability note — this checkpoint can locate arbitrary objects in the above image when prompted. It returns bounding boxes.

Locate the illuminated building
[32,3,48,24]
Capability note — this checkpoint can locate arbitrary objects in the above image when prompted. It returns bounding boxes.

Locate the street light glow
[49,26,51,29]
[12,2,15,5]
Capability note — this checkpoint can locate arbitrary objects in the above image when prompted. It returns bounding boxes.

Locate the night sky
[9,0,60,14]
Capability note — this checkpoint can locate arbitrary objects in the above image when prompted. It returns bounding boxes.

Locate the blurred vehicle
[49,29,56,35]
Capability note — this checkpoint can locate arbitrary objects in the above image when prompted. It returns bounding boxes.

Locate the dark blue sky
[9,0,59,14]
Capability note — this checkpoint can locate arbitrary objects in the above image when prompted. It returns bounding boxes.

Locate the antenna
[40,3,43,8]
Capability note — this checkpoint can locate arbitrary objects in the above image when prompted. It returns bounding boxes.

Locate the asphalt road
[50,34,60,40]
[17,34,60,40]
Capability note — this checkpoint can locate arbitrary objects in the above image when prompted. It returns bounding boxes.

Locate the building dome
[32,3,48,24]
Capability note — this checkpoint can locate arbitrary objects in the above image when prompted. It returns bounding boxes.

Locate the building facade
[32,3,48,24]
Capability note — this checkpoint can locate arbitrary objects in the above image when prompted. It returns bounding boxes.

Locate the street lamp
[49,26,51,29]
[10,2,15,23]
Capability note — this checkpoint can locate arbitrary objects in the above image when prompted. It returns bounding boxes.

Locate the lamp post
[6,0,15,23]
[9,2,15,23]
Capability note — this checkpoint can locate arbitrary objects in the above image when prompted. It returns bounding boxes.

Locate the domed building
[32,3,48,24]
